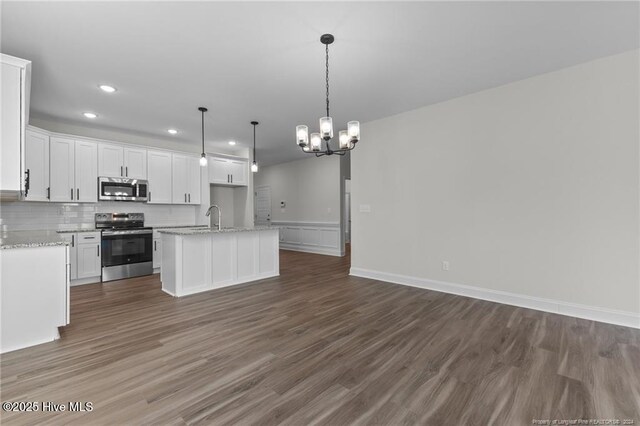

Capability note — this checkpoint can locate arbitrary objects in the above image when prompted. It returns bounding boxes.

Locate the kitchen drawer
[77,232,101,243]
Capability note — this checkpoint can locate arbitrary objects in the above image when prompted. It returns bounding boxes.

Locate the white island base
[160,227,279,297]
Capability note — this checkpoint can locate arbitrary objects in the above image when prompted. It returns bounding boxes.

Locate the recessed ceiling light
[167,129,178,135]
[228,141,236,145]
[99,84,116,93]
[83,112,98,119]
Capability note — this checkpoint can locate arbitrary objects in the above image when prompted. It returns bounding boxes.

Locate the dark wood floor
[1,249,639,425]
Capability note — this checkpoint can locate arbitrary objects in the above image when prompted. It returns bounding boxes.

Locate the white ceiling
[2,1,638,166]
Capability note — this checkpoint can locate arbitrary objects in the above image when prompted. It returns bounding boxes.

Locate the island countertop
[157,226,278,236]
[0,230,70,250]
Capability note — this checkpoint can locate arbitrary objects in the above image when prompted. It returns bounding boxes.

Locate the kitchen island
[158,226,279,297]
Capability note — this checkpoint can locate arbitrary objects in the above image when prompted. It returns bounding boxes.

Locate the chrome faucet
[205,205,221,230]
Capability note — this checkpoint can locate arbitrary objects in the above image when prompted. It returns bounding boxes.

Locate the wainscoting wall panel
[273,221,342,257]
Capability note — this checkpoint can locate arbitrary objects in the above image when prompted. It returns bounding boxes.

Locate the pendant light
[251,121,259,173]
[198,107,208,167]
[295,34,360,157]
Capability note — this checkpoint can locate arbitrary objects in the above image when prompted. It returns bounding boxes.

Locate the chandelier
[295,34,360,156]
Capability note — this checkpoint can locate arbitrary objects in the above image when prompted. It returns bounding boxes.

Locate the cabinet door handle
[148,191,151,202]
[121,166,123,176]
[77,188,79,200]
[154,240,157,251]
[231,174,233,183]
[97,245,100,257]
[24,169,30,197]
[47,187,50,200]
[71,188,74,200]
[126,166,128,177]
[184,193,187,203]
[188,193,190,203]
[71,235,75,247]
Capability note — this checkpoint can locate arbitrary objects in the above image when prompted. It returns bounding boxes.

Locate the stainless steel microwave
[98,177,148,202]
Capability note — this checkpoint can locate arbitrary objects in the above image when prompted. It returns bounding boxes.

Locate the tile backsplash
[0,201,200,231]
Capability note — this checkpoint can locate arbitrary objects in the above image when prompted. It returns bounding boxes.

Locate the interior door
[147,150,172,204]
[75,140,98,202]
[24,130,49,201]
[49,137,75,202]
[98,143,124,177]
[255,186,271,226]
[123,147,147,179]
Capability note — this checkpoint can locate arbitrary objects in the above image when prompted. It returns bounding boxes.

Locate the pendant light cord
[326,43,330,118]
[201,109,205,154]
[253,123,256,161]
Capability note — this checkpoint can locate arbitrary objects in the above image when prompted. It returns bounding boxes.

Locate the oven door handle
[102,229,153,236]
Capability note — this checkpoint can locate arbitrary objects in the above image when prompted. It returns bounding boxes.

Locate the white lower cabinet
[59,232,101,282]
[153,237,162,269]
[59,233,78,280]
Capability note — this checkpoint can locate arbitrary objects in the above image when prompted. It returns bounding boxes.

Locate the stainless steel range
[95,213,153,282]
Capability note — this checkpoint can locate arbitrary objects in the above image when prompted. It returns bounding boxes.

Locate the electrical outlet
[359,204,371,213]
[442,261,450,271]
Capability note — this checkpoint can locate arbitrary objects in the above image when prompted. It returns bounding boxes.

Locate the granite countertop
[55,224,208,234]
[57,227,99,234]
[157,226,278,236]
[149,224,208,230]
[1,230,70,250]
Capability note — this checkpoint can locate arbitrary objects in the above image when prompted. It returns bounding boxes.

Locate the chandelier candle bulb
[296,125,309,147]
[320,117,333,140]
[339,130,349,149]
[348,121,360,142]
[310,133,322,152]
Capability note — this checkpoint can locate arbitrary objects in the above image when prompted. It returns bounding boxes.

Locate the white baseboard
[70,276,101,286]
[280,245,343,257]
[349,267,640,329]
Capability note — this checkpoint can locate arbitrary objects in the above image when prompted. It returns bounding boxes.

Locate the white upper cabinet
[49,137,76,202]
[228,160,248,186]
[187,156,201,205]
[0,55,30,196]
[49,137,97,203]
[147,150,173,204]
[208,156,230,185]
[98,143,124,178]
[123,147,147,179]
[171,154,188,204]
[172,153,201,204]
[98,143,147,179]
[75,140,98,202]
[24,129,49,202]
[207,155,248,187]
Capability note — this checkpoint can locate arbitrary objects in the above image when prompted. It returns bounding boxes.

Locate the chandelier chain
[325,43,330,118]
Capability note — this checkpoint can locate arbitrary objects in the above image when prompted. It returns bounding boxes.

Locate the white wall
[254,155,341,224]
[351,50,640,326]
